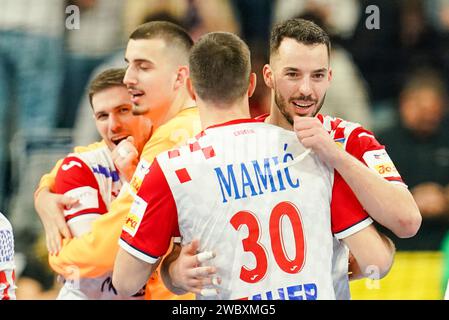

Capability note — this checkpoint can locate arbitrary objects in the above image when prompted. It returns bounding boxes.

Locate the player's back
[158,119,336,300]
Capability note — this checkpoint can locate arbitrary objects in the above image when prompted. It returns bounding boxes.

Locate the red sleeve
[331,171,372,239]
[55,156,107,221]
[119,158,179,264]
[346,127,405,185]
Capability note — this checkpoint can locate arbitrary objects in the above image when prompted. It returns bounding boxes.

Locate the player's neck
[199,98,251,129]
[266,102,293,131]
[154,88,195,130]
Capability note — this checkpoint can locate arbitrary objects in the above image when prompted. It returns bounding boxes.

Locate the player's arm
[113,248,158,297]
[113,158,178,296]
[54,156,108,238]
[34,158,76,254]
[34,142,106,253]
[342,226,395,280]
[50,124,189,278]
[294,116,421,238]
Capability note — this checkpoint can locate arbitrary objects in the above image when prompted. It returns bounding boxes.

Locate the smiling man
[33,21,198,300]
[52,68,151,299]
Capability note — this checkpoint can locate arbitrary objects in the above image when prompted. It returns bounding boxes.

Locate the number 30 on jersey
[230,201,306,283]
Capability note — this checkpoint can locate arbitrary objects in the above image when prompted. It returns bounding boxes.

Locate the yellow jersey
[39,107,200,299]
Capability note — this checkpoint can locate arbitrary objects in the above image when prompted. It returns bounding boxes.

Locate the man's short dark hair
[189,32,251,104]
[270,18,331,59]
[88,68,126,108]
[130,21,193,56]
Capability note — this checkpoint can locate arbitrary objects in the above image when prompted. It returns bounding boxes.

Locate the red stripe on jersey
[175,168,192,183]
[0,270,12,300]
[386,176,405,183]
[55,156,108,221]
[120,158,180,260]
[331,171,370,235]
[254,113,269,122]
[64,211,100,221]
[202,146,215,159]
[168,149,180,159]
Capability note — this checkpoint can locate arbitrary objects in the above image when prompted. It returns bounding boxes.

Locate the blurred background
[1,0,449,300]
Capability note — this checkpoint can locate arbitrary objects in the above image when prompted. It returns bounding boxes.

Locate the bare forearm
[113,248,156,297]
[332,150,421,238]
[160,245,189,295]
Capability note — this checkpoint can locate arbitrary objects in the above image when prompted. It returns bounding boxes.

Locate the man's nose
[124,66,137,86]
[109,113,122,133]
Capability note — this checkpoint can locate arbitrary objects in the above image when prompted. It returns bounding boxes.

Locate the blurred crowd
[1,0,449,298]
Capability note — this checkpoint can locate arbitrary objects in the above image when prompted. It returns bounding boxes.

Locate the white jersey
[120,119,372,300]
[316,114,406,299]
[0,212,16,300]
[54,145,144,300]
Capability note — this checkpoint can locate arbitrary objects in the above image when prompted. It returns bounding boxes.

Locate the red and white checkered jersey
[55,145,122,236]
[316,113,406,300]
[55,146,144,300]
[120,119,373,300]
[0,212,16,300]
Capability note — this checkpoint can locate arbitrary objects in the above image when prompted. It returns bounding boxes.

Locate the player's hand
[168,239,220,295]
[112,136,139,183]
[293,116,342,166]
[348,251,363,281]
[34,188,78,255]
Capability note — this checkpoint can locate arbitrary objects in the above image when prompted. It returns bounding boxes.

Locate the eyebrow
[283,67,328,73]
[124,58,153,65]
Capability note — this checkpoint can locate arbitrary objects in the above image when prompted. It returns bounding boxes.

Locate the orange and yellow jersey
[38,107,200,300]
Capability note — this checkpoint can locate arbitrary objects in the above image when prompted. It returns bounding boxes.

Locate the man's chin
[132,104,149,115]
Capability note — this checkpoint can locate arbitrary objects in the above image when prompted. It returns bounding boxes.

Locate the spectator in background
[0,0,65,211]
[59,0,126,129]
[124,0,240,42]
[379,69,449,251]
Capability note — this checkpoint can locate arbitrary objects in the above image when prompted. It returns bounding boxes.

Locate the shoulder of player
[319,114,374,141]
[151,108,200,140]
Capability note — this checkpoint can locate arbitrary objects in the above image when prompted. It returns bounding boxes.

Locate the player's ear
[248,72,257,98]
[186,77,196,101]
[174,65,189,90]
[263,64,274,89]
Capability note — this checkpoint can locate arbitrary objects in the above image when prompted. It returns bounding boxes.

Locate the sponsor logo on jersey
[123,194,147,237]
[129,160,151,193]
[374,163,398,176]
[63,186,99,216]
[62,160,82,171]
[363,149,401,178]
[237,282,317,300]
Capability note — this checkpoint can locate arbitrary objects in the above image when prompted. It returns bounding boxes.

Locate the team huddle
[23,18,421,300]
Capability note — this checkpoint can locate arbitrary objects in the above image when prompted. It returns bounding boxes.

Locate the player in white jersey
[0,212,16,300]
[162,18,421,300]
[112,32,394,300]
[54,69,150,299]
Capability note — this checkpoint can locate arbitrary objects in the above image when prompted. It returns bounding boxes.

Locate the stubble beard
[274,89,326,125]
